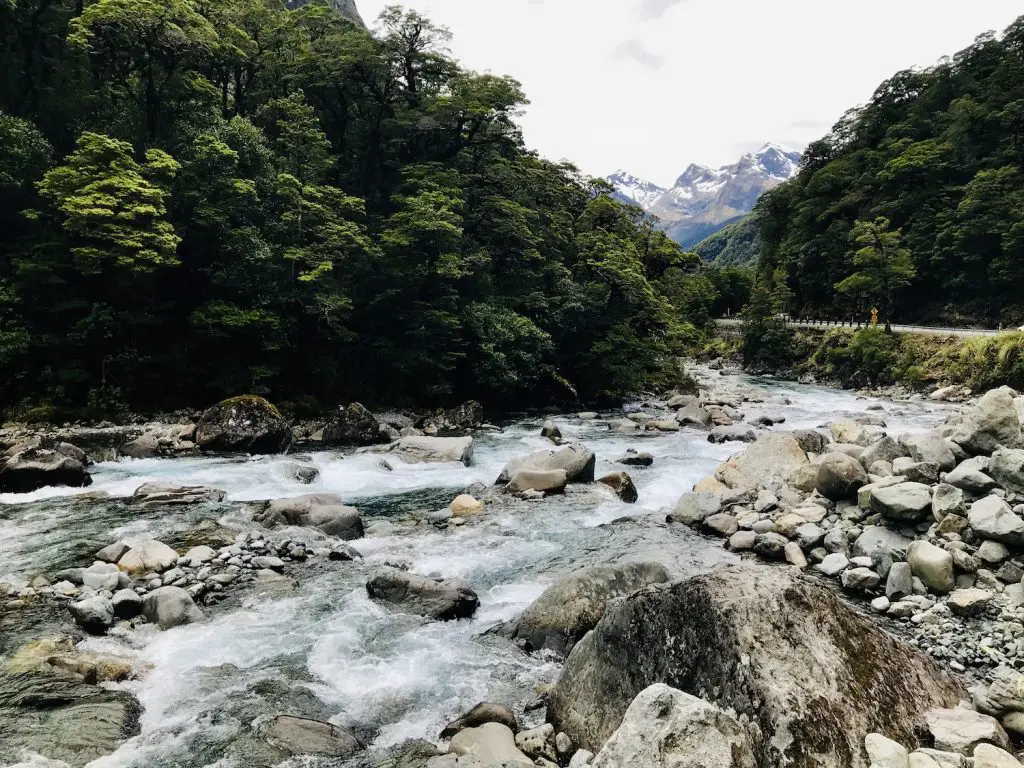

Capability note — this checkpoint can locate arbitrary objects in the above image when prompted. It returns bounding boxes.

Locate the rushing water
[0,375,952,768]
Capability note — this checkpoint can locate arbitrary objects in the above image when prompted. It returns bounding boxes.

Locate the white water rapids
[0,376,951,767]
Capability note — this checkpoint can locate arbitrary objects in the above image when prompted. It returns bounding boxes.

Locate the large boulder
[69,596,115,635]
[590,684,756,768]
[118,540,179,573]
[0,669,141,766]
[968,496,1024,546]
[195,395,291,454]
[907,541,955,594]
[945,459,998,495]
[420,401,483,435]
[668,491,727,526]
[440,702,519,740]
[322,402,393,446]
[547,565,964,764]
[384,436,474,466]
[497,444,595,485]
[264,715,361,757]
[900,431,956,472]
[951,387,1023,455]
[675,404,713,429]
[714,433,808,493]
[130,481,227,507]
[447,722,532,766]
[815,452,868,500]
[830,419,870,447]
[0,446,91,493]
[868,482,933,521]
[366,567,479,620]
[492,563,670,656]
[989,448,1024,494]
[505,469,568,495]
[597,472,638,503]
[860,437,906,471]
[142,586,204,629]
[256,493,364,540]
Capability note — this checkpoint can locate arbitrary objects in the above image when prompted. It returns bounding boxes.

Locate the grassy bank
[704,325,1024,393]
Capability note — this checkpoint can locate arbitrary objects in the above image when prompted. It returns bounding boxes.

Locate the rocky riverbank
[4,371,1024,767]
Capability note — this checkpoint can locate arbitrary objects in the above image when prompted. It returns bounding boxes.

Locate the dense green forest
[692,216,758,268]
[0,0,734,416]
[754,15,1024,327]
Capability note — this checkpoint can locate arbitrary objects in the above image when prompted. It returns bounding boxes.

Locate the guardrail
[714,318,1003,338]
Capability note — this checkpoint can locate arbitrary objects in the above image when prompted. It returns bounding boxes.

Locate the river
[0,374,951,767]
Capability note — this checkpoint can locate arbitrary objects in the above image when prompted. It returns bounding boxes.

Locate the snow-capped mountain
[607,142,803,248]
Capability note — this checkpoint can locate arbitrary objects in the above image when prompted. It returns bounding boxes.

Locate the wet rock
[675,404,712,429]
[714,433,808,493]
[440,702,519,739]
[547,565,964,760]
[516,723,557,763]
[492,563,669,656]
[907,541,955,594]
[119,540,179,573]
[447,722,532,765]
[111,589,143,619]
[947,588,993,617]
[450,494,484,516]
[926,708,1009,755]
[951,387,1023,455]
[264,714,361,757]
[900,431,956,472]
[597,472,638,503]
[288,462,320,484]
[195,395,291,454]
[869,482,933,521]
[383,436,475,466]
[0,446,91,493]
[541,421,562,443]
[815,452,869,500]
[617,451,653,467]
[506,469,568,496]
[497,443,595,485]
[969,496,1024,546]
[322,402,392,446]
[95,542,130,564]
[257,493,364,539]
[0,669,141,766]
[989,448,1024,494]
[366,567,479,620]
[328,543,362,561]
[708,425,757,443]
[131,480,227,507]
[142,586,204,629]
[589,684,756,768]
[69,596,115,635]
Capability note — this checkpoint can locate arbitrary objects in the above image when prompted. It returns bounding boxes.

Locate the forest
[753,15,1024,327]
[0,0,748,416]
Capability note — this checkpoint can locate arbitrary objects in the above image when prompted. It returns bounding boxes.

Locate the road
[714,318,1004,339]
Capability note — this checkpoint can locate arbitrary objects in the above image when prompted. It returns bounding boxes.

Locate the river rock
[789,429,829,454]
[617,451,654,467]
[668,491,724,525]
[69,596,115,635]
[703,512,737,537]
[969,496,1024,546]
[932,484,965,521]
[547,565,964,761]
[516,723,557,762]
[714,433,808,493]
[831,418,870,446]
[945,460,998,495]
[81,562,120,591]
[818,552,850,577]
[860,436,906,471]
[886,562,914,600]
[497,443,595,485]
[753,532,789,559]
[264,715,361,757]
[900,431,956,471]
[708,425,757,443]
[975,666,1024,716]
[322,402,391,446]
[589,684,756,768]
[95,541,130,564]
[506,469,568,495]
[869,482,933,520]
[0,669,141,766]
[864,733,909,768]
[440,702,519,739]
[926,708,1009,755]
[111,589,143,619]
[131,480,227,507]
[380,435,475,466]
[597,472,638,503]
[841,566,880,591]
[907,541,955,594]
[951,387,1023,455]
[195,395,291,454]
[989,448,1024,494]
[448,722,532,765]
[256,493,364,539]
[973,744,1021,768]
[142,586,204,629]
[675,404,712,428]
[119,540,179,573]
[893,458,940,484]
[0,446,91,493]
[815,451,868,500]
[493,563,669,656]
[366,567,479,620]
[450,494,484,516]
[948,588,993,617]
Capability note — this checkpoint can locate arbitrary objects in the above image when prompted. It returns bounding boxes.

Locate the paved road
[715,318,1004,339]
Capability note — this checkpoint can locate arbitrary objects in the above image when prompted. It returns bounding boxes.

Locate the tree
[741,284,793,368]
[834,217,915,330]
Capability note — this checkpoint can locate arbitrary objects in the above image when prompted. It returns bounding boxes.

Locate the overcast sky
[357,0,1023,186]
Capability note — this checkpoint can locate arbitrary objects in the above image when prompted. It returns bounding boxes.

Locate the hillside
[608,143,801,248]
[693,216,759,267]
[755,15,1024,326]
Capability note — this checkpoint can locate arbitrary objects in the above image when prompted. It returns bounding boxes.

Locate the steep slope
[286,0,365,26]
[693,215,760,266]
[608,143,801,248]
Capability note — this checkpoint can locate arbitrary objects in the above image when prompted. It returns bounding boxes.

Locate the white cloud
[358,0,1023,186]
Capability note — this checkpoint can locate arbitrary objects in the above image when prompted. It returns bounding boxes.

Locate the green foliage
[740,284,793,368]
[824,326,898,386]
[0,2,715,410]
[757,16,1024,325]
[693,215,760,267]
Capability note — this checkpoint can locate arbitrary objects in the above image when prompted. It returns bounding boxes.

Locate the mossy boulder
[547,565,964,767]
[195,395,291,454]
